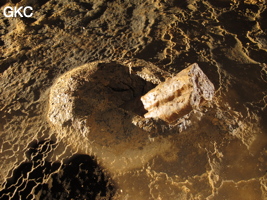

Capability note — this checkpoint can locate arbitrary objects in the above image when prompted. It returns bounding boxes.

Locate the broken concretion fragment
[141,63,215,124]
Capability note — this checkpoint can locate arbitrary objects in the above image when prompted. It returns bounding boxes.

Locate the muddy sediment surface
[0,0,267,199]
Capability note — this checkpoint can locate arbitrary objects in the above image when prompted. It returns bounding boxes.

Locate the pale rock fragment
[141,63,215,124]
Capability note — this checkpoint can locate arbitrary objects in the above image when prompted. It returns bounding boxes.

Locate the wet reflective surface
[0,0,267,199]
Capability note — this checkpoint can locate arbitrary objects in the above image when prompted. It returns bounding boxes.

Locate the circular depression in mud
[47,59,172,172]
[48,60,157,146]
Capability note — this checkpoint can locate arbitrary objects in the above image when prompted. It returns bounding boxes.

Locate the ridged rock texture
[141,63,215,123]
[0,0,267,199]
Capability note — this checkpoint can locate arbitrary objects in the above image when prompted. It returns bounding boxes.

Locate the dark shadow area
[11,0,20,4]
[79,2,93,10]
[207,0,232,8]
[0,0,7,7]
[38,0,50,7]
[136,40,168,62]
[163,0,190,9]
[73,62,156,118]
[0,140,116,200]
[259,9,267,31]
[218,11,256,35]
[21,17,37,25]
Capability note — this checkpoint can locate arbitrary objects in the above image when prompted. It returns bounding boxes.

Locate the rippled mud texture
[0,140,115,200]
[0,0,267,199]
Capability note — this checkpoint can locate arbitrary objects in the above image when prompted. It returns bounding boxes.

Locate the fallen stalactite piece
[141,63,215,124]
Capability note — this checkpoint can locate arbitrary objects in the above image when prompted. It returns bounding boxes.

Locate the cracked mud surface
[0,0,267,199]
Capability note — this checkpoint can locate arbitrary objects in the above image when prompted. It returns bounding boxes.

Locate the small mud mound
[47,59,174,173]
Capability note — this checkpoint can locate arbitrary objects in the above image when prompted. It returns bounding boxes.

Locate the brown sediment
[0,0,266,199]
